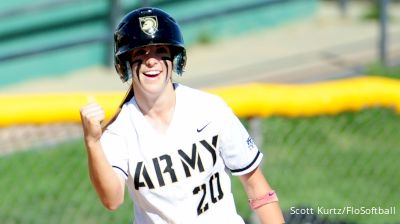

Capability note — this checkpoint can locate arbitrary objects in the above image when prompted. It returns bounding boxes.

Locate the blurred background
[0,0,399,223]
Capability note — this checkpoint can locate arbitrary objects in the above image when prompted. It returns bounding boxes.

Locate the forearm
[246,188,284,224]
[85,140,125,210]
[240,167,285,224]
[253,201,284,224]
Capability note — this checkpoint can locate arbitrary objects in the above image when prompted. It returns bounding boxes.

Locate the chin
[143,82,170,95]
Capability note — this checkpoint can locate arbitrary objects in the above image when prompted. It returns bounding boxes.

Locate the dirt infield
[0,123,82,155]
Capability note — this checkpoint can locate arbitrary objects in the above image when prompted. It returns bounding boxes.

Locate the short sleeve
[218,104,263,176]
[100,130,129,180]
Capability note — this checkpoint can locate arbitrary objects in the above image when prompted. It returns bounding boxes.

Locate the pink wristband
[248,190,279,210]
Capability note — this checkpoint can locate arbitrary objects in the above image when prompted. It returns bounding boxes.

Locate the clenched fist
[80,101,105,144]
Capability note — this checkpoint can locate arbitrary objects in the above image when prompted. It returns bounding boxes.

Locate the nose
[143,50,160,67]
[144,56,158,67]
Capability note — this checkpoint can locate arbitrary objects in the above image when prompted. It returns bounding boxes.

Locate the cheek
[131,63,141,79]
[163,60,173,74]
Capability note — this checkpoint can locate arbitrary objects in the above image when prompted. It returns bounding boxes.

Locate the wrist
[85,138,101,149]
[248,190,279,210]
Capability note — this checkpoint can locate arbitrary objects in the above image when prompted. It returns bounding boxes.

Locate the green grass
[0,141,132,224]
[257,108,400,224]
[1,108,399,223]
[365,63,400,79]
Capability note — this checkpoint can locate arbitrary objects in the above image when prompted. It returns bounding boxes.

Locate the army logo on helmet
[139,16,158,36]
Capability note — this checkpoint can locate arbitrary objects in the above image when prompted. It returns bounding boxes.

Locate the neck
[135,83,175,113]
[134,83,176,133]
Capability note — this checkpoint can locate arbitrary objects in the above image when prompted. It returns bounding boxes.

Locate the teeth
[145,71,160,75]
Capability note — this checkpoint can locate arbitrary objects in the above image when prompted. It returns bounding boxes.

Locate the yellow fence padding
[1,76,400,126]
[206,76,400,117]
[0,92,124,126]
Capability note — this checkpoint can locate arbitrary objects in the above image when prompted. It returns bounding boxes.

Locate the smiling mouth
[143,70,161,78]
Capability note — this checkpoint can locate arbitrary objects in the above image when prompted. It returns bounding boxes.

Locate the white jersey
[101,84,263,224]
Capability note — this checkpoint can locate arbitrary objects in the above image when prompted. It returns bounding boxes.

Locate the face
[129,45,173,96]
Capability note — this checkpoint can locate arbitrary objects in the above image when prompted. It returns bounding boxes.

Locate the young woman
[80,7,284,224]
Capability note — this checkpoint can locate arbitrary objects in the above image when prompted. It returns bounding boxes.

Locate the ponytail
[102,85,134,131]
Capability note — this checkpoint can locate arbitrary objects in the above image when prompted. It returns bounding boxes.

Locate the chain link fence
[263,108,400,224]
[0,107,399,224]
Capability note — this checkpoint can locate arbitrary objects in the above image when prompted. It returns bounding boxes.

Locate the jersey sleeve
[218,103,263,176]
[100,130,129,180]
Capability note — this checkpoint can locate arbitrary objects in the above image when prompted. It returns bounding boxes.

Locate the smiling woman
[79,7,284,224]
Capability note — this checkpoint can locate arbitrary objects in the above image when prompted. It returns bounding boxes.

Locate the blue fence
[0,0,317,87]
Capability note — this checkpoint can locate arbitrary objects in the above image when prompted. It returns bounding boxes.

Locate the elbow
[104,203,120,211]
[102,197,124,211]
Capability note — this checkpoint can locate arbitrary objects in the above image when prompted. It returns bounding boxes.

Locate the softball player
[80,7,284,224]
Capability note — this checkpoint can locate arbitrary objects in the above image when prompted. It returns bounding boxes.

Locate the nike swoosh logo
[197,122,210,132]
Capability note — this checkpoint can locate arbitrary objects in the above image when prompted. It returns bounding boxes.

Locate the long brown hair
[102,85,134,131]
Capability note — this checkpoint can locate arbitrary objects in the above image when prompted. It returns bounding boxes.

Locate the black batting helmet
[114,7,186,82]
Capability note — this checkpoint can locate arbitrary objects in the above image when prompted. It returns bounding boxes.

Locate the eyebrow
[156,47,168,53]
[131,46,170,59]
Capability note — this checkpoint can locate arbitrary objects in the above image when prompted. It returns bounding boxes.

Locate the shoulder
[103,102,134,136]
[176,84,227,109]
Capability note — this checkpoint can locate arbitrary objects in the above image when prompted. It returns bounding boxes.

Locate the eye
[156,47,169,54]
[133,49,147,57]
